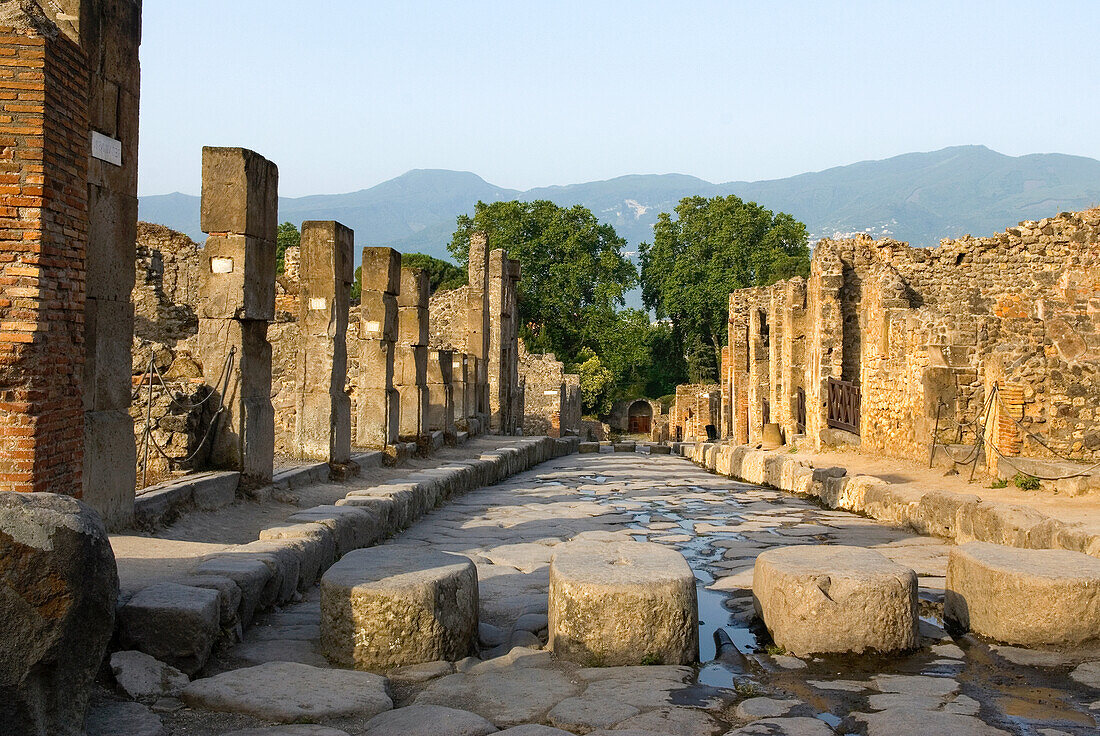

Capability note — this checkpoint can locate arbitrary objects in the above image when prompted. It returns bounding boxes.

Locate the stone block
[398,305,429,346]
[287,504,382,556]
[87,185,138,300]
[0,493,118,736]
[578,442,600,453]
[944,542,1100,646]
[176,573,242,627]
[359,292,398,341]
[398,266,429,308]
[296,390,342,463]
[83,297,134,412]
[240,396,275,484]
[119,582,220,675]
[651,444,672,455]
[258,522,337,589]
[192,556,273,627]
[429,349,454,384]
[201,146,278,241]
[355,387,399,448]
[395,344,428,386]
[199,234,276,320]
[398,384,429,439]
[190,471,239,510]
[360,246,402,295]
[196,318,272,401]
[358,339,395,390]
[427,384,454,433]
[233,541,304,605]
[753,545,918,655]
[82,408,136,529]
[301,220,355,288]
[321,546,478,669]
[548,540,698,666]
[910,491,979,539]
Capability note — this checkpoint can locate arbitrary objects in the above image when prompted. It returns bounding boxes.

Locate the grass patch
[640,653,663,665]
[1013,472,1041,491]
[990,478,1008,489]
[764,643,787,656]
[734,680,762,698]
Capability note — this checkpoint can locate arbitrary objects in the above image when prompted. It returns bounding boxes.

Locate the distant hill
[139,146,1100,264]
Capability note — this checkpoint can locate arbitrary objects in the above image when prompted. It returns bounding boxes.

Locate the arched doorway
[627,400,653,434]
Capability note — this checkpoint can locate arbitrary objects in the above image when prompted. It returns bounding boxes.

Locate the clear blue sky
[138,0,1100,198]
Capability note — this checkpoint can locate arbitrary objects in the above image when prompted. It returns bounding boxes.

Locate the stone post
[728,296,751,445]
[451,353,469,430]
[466,233,490,426]
[294,221,353,464]
[487,249,521,434]
[428,349,456,441]
[395,266,429,442]
[196,146,278,486]
[355,247,400,448]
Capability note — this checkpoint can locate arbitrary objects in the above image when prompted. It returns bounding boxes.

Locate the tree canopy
[639,195,809,381]
[276,221,300,274]
[449,200,637,361]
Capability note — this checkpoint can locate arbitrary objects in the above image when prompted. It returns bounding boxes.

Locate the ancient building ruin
[517,341,582,437]
[723,208,1100,475]
[671,384,721,443]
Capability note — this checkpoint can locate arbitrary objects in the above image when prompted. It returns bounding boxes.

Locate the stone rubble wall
[517,340,581,437]
[727,207,1100,469]
[671,384,720,442]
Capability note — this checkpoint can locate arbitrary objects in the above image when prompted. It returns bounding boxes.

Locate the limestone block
[358,339,395,389]
[258,522,337,588]
[193,556,273,627]
[360,247,402,295]
[233,541,305,605]
[359,292,398,341]
[355,386,399,448]
[83,297,135,411]
[240,395,276,483]
[338,489,406,531]
[300,220,354,290]
[752,545,918,656]
[398,305,429,346]
[321,547,478,669]
[395,344,429,385]
[944,542,1100,646]
[398,266,430,308]
[199,234,276,320]
[911,491,980,539]
[398,384,429,439]
[119,582,220,675]
[201,146,278,242]
[110,650,189,702]
[429,349,454,384]
[953,501,1049,548]
[86,185,138,300]
[82,408,136,529]
[427,383,455,433]
[296,390,346,463]
[0,492,118,736]
[287,504,382,556]
[177,573,242,627]
[548,540,698,666]
[578,442,600,453]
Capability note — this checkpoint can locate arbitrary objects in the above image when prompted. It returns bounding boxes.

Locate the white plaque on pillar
[310,297,327,311]
[91,131,122,166]
[211,257,234,274]
[365,320,381,334]
[543,390,560,396]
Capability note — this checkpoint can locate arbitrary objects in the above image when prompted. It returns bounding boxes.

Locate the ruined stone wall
[518,340,565,436]
[727,207,1100,465]
[133,222,200,350]
[428,284,468,351]
[671,384,720,442]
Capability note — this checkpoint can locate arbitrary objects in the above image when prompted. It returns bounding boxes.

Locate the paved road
[152,451,1100,735]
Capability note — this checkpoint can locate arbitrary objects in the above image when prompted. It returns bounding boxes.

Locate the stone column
[196,146,278,486]
[295,221,353,464]
[466,233,490,426]
[488,250,511,433]
[451,352,468,430]
[428,349,455,441]
[355,247,400,448]
[395,266,429,442]
[728,297,751,445]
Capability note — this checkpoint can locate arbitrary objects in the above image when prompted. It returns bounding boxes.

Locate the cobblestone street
[145,451,1100,736]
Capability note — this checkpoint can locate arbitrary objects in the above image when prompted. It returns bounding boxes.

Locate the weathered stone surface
[362,705,497,736]
[0,492,118,736]
[753,545,918,655]
[855,706,1012,736]
[414,667,580,727]
[1070,660,1100,688]
[735,697,800,720]
[223,728,349,736]
[321,546,478,669]
[496,727,574,736]
[724,717,835,736]
[110,650,189,702]
[119,582,221,675]
[548,694,640,731]
[548,540,698,666]
[85,700,164,736]
[613,706,719,735]
[182,661,392,723]
[944,542,1100,646]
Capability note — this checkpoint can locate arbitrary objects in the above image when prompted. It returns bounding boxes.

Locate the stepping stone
[181,661,391,723]
[944,542,1100,647]
[362,705,496,736]
[725,717,835,736]
[109,650,189,702]
[118,582,221,675]
[548,540,698,666]
[856,706,1012,735]
[224,729,350,736]
[497,727,574,736]
[753,545,918,655]
[414,667,580,727]
[736,697,800,720]
[321,547,478,669]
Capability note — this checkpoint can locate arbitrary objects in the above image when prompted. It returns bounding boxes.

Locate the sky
[137,0,1100,198]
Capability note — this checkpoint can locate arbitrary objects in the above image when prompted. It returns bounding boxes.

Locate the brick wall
[0,24,88,494]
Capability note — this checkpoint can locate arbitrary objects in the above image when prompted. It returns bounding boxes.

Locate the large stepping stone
[362,705,496,736]
[944,542,1100,646]
[548,540,698,666]
[321,546,478,669]
[181,661,391,723]
[753,545,918,655]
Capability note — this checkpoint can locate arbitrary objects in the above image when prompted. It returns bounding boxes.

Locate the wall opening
[628,400,653,434]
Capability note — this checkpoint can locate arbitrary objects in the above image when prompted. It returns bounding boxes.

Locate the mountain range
[139,145,1100,265]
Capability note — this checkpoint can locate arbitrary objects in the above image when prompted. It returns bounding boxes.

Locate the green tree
[449,200,637,361]
[400,252,466,292]
[276,221,300,275]
[572,348,615,416]
[639,195,809,381]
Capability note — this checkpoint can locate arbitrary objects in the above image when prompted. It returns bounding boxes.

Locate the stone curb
[117,436,580,672]
[681,442,1100,559]
[133,471,240,529]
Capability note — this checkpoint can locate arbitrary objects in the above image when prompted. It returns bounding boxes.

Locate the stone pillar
[466,233,490,425]
[395,266,429,441]
[196,146,277,486]
[295,221,353,464]
[728,297,751,445]
[428,349,455,440]
[355,247,400,448]
[488,249,518,433]
[451,352,468,429]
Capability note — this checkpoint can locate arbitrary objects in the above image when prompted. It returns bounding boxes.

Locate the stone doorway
[627,400,653,434]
